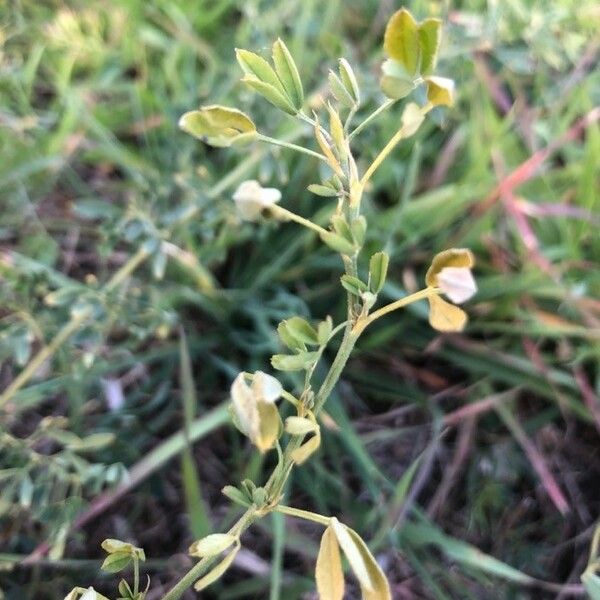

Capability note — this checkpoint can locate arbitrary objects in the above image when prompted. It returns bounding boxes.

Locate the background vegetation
[1,0,599,598]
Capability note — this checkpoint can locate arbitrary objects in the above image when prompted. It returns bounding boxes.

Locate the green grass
[1,0,599,598]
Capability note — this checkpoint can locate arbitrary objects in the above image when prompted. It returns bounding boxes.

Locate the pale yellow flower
[232,180,281,221]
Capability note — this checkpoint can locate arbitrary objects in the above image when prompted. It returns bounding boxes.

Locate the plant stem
[257,134,328,163]
[133,556,140,596]
[354,287,438,335]
[349,99,396,140]
[274,505,331,526]
[360,103,431,187]
[271,206,329,236]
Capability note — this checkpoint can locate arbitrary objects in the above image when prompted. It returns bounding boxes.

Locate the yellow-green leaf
[428,294,467,332]
[235,49,286,94]
[283,317,320,346]
[100,552,132,573]
[425,248,474,287]
[189,533,237,558]
[193,543,240,591]
[316,525,345,600]
[380,59,417,100]
[329,70,356,108]
[179,106,257,147]
[320,231,355,255]
[338,58,360,105]
[272,38,304,109]
[384,8,420,75]
[314,121,344,177]
[369,251,389,294]
[345,528,391,600]
[242,76,297,115]
[271,351,320,372]
[418,18,442,75]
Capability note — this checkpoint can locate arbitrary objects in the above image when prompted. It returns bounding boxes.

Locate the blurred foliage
[0,0,599,598]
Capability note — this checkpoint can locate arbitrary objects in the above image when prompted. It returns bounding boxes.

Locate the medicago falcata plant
[66,8,477,600]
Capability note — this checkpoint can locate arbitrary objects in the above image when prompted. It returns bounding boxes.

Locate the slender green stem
[349,99,396,140]
[133,556,140,596]
[360,103,432,187]
[271,205,329,236]
[257,134,328,163]
[298,111,332,141]
[354,288,438,335]
[274,505,331,526]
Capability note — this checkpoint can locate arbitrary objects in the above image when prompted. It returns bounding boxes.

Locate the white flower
[251,371,283,403]
[436,266,477,304]
[80,588,98,600]
[230,371,282,452]
[232,180,281,221]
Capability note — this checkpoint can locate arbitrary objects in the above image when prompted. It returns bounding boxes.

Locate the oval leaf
[272,39,304,109]
[338,58,360,105]
[418,18,442,75]
[283,316,320,346]
[369,251,389,294]
[235,49,286,94]
[271,351,320,372]
[384,8,420,75]
[242,76,297,115]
